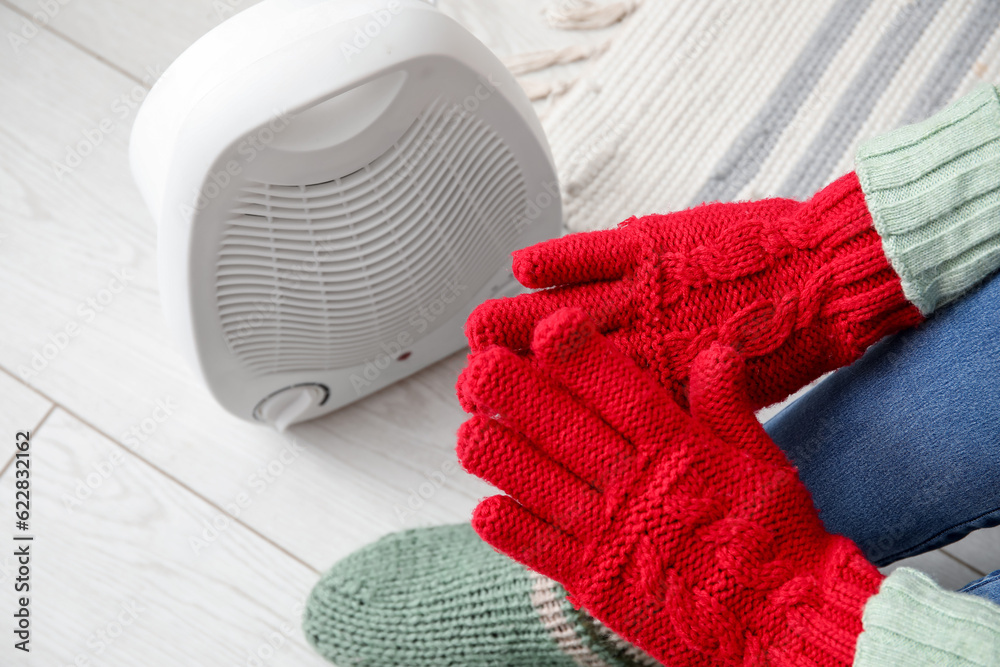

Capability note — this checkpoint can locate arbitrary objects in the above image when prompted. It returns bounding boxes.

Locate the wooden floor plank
[0,372,52,444]
[0,409,329,666]
[3,0,248,82]
[941,526,1000,579]
[881,549,985,592]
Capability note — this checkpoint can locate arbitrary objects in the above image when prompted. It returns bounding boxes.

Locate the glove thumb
[689,343,787,467]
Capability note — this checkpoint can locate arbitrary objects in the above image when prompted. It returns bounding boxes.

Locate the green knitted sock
[856,83,1000,315]
[303,524,660,667]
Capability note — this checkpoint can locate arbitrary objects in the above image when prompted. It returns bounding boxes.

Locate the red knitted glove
[466,172,923,409]
[457,309,883,666]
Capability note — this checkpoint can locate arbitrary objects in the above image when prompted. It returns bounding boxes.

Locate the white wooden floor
[0,1,997,665]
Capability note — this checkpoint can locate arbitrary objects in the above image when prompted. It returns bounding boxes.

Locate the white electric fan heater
[130,0,561,429]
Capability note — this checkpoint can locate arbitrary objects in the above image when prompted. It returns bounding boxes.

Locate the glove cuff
[856,83,1000,315]
[792,172,923,368]
[775,537,885,666]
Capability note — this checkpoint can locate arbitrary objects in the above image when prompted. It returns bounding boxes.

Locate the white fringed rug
[520,0,1000,232]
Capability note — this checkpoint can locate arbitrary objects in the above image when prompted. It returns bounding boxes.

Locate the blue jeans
[763,271,1000,604]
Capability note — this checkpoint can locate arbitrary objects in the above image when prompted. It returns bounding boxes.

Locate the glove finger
[512,229,635,288]
[457,416,603,540]
[458,346,637,492]
[531,308,686,452]
[472,495,583,587]
[465,280,633,352]
[689,343,787,467]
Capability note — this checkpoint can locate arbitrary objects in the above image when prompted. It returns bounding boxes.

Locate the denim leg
[959,570,1000,605]
[763,272,1000,567]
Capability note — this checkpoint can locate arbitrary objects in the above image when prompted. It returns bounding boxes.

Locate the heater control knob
[254,384,328,431]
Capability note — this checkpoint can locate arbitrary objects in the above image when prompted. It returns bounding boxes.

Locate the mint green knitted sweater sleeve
[856,83,1000,315]
[854,568,1000,666]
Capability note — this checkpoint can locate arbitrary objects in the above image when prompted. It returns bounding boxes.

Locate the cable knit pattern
[457,309,884,666]
[466,172,923,411]
[856,83,1000,314]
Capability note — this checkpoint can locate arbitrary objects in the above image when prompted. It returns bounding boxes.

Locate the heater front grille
[215,98,529,375]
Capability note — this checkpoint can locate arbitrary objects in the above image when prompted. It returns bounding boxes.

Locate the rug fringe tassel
[507,0,640,102]
[543,0,641,30]
[517,77,574,102]
[504,41,609,75]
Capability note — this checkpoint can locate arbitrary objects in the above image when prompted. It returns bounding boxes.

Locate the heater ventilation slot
[216,98,529,375]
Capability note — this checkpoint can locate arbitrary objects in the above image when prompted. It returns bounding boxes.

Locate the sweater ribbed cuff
[856,83,1000,315]
[853,568,1000,666]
